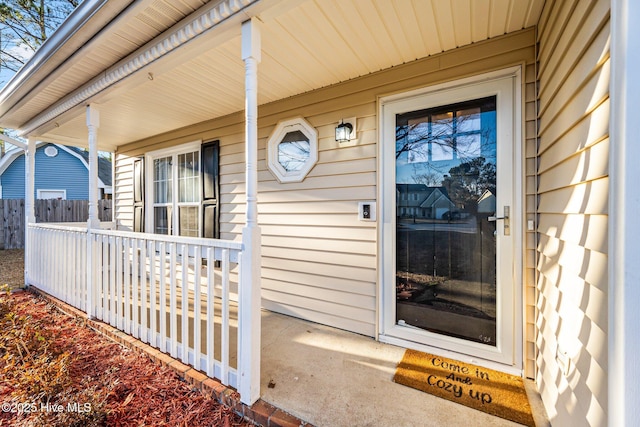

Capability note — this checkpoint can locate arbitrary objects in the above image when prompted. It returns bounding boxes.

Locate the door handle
[488,206,510,235]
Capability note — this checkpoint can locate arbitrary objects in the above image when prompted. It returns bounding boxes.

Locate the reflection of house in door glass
[395,96,499,346]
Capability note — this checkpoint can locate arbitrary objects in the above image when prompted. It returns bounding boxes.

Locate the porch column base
[239,225,261,405]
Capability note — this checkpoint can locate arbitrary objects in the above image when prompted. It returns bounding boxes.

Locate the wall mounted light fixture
[335,120,354,143]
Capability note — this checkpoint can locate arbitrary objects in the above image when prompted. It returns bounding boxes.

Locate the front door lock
[488,206,510,235]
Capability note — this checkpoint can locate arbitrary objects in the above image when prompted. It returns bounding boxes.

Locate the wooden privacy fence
[0,199,112,249]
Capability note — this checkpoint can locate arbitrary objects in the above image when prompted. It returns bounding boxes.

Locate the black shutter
[201,141,220,238]
[133,157,145,232]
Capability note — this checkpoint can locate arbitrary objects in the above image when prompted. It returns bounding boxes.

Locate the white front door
[379,69,522,369]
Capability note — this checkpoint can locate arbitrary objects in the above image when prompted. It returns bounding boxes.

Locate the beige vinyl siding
[240,104,379,336]
[524,61,539,379]
[115,28,536,341]
[536,1,609,426]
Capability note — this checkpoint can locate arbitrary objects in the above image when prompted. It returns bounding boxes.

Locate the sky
[0,9,63,152]
[0,42,34,88]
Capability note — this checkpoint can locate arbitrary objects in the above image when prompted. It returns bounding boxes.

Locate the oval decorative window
[267,117,318,183]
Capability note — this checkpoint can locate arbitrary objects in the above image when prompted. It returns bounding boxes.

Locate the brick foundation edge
[25,286,314,427]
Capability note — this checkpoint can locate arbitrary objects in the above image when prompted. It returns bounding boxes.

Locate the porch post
[239,17,261,406]
[111,150,115,228]
[86,104,100,318]
[610,1,640,426]
[86,104,100,229]
[23,137,37,286]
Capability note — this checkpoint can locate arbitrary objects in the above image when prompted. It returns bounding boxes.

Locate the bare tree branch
[0,0,79,84]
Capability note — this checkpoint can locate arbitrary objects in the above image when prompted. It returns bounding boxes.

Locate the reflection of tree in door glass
[395,96,498,346]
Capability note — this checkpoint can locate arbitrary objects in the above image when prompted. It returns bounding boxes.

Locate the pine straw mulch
[0,290,254,427]
[0,250,25,291]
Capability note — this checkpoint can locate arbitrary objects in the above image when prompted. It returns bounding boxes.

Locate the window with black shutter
[135,140,220,238]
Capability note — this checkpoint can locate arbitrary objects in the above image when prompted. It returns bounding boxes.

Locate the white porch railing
[26,223,251,401]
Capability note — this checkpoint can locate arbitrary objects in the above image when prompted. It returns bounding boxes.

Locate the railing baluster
[73,232,78,305]
[221,248,230,386]
[181,244,189,364]
[79,231,86,311]
[159,241,167,353]
[94,234,102,320]
[140,238,148,343]
[60,231,64,302]
[71,232,76,301]
[169,242,177,358]
[116,236,123,331]
[54,233,59,303]
[55,229,60,301]
[66,232,70,303]
[102,234,109,323]
[78,232,82,309]
[206,247,215,378]
[110,235,117,328]
[49,229,54,295]
[71,232,76,305]
[40,228,44,287]
[131,237,139,339]
[67,232,76,302]
[61,232,67,303]
[86,233,90,316]
[46,228,51,293]
[124,237,131,334]
[31,226,35,286]
[193,246,202,371]
[149,240,156,347]
[68,232,73,303]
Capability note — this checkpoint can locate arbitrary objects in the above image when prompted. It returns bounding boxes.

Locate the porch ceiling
[0,0,544,151]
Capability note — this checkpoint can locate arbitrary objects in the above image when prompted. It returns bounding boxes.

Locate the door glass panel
[395,96,498,346]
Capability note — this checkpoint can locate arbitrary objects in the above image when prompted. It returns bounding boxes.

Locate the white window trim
[37,189,67,200]
[267,117,318,183]
[145,140,202,236]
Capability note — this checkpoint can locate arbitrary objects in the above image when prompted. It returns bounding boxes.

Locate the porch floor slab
[261,310,537,427]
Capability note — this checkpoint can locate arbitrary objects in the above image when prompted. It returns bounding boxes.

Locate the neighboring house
[0,1,636,426]
[477,190,497,214]
[396,184,456,220]
[0,143,112,199]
